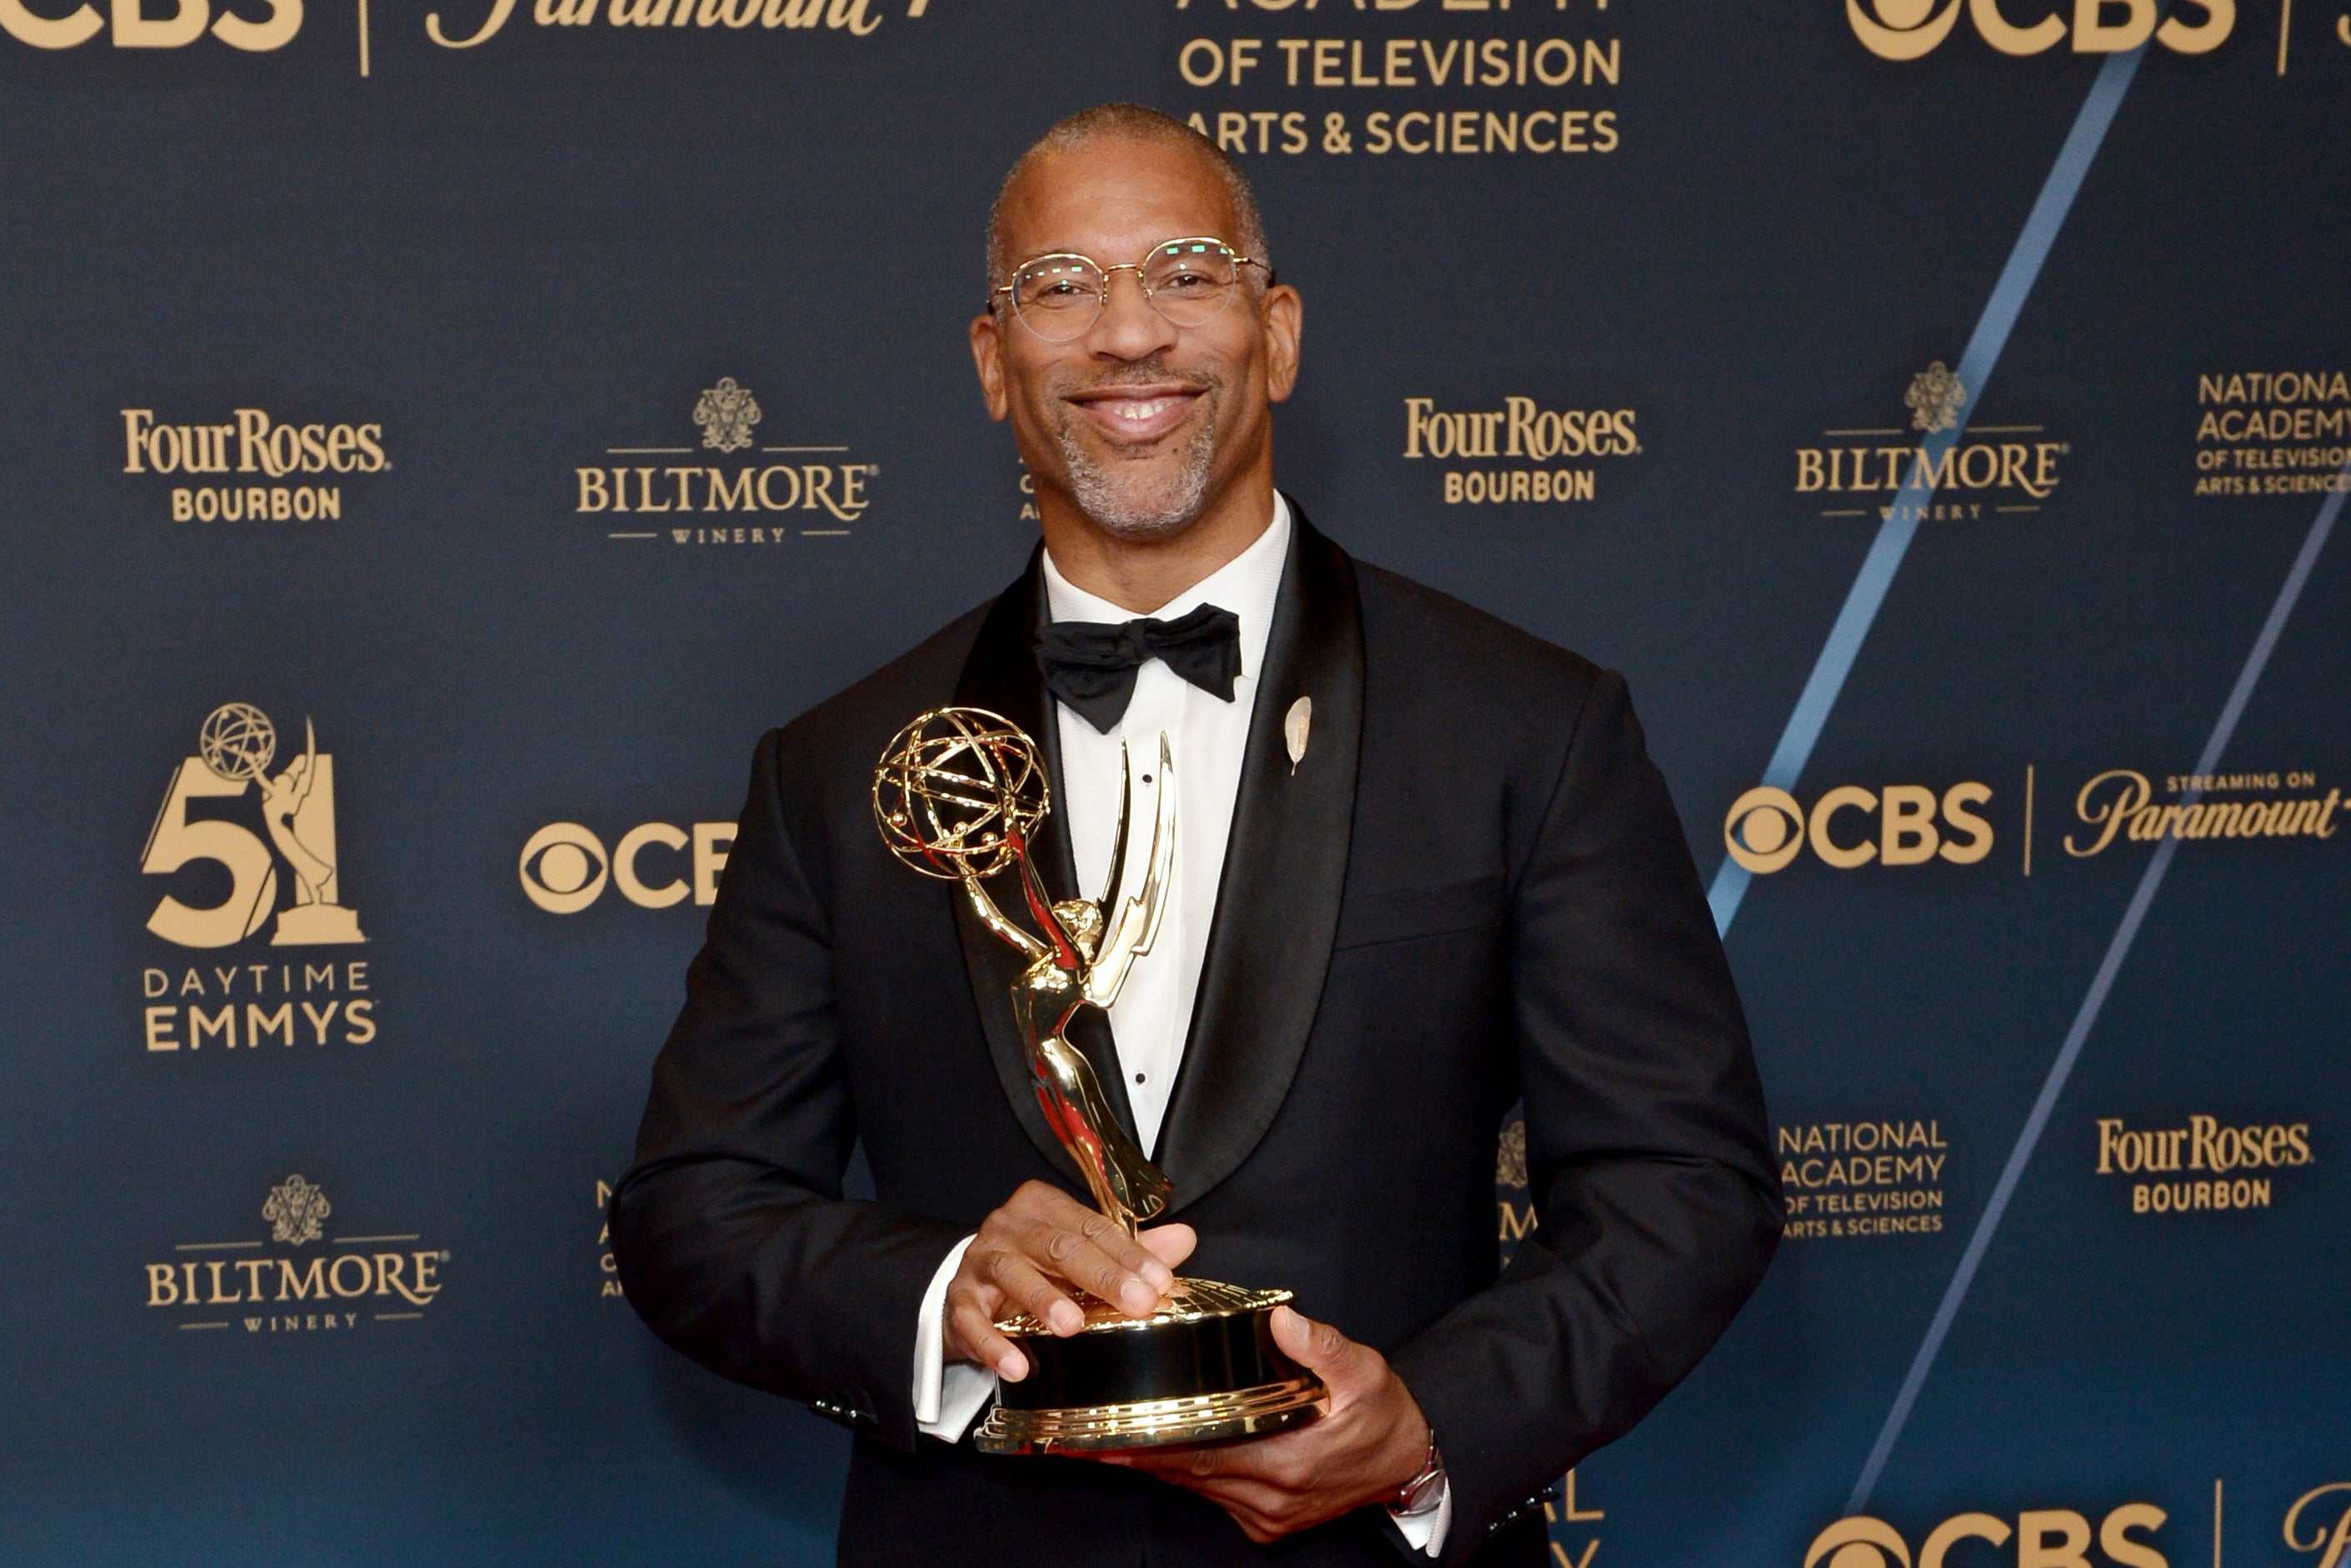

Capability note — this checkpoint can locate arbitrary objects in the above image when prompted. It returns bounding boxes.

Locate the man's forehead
[1001,138,1240,257]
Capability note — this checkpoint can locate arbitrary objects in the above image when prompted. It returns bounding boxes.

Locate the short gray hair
[985,103,1272,301]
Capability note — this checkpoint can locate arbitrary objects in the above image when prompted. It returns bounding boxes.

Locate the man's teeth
[1109,397,1175,422]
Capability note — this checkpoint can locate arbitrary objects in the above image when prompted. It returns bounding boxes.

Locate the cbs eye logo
[1723,782,1994,874]
[0,0,300,50]
[1804,1505,2168,1568]
[519,821,736,915]
[1845,0,2234,61]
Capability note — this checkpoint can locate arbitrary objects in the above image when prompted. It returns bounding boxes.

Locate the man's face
[971,137,1300,542]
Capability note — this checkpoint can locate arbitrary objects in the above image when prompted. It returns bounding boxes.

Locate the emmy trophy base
[271,904,367,945]
[973,1280,1326,1456]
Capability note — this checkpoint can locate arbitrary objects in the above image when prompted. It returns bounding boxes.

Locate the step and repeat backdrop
[2,0,2345,1563]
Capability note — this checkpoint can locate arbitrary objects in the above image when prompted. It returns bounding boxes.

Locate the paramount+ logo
[1845,0,2234,61]
[1724,781,1994,875]
[1806,1505,2169,1568]
[2284,1486,2351,1568]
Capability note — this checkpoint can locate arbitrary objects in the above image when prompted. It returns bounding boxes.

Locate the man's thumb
[1271,1305,1366,1390]
[1138,1221,1196,1272]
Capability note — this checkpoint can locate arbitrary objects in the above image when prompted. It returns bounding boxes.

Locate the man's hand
[1098,1306,1432,1545]
[946,1180,1196,1381]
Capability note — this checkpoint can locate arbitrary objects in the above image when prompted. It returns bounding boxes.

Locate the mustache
[1047,358,1223,399]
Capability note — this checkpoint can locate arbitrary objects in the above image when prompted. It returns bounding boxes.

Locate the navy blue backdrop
[3,1,2347,1562]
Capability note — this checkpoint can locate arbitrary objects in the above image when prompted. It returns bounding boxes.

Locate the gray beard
[1056,399,1220,541]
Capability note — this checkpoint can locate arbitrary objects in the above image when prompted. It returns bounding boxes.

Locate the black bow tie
[1035,602,1243,732]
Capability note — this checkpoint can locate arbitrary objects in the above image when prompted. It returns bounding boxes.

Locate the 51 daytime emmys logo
[1845,0,2234,60]
[138,702,383,1058]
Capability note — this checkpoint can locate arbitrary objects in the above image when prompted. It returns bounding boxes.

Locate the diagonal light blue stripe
[1846,458,2350,1512]
[1708,44,2153,936]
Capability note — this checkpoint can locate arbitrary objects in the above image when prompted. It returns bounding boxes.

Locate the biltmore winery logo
[146,1173,449,1336]
[1795,362,2070,524]
[574,375,879,547]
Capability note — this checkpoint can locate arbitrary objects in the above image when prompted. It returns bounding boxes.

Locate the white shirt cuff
[911,1235,998,1441]
[1390,1478,1451,1556]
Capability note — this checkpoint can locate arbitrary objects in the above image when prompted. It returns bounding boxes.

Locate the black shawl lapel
[951,551,1145,1186]
[1155,508,1365,1214]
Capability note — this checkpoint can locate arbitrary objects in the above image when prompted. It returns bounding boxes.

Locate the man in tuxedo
[610,103,1780,1567]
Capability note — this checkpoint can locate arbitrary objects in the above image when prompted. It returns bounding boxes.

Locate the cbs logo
[0,0,300,50]
[1846,0,2233,61]
[1806,1505,2168,1568]
[1724,782,1994,874]
[519,821,736,915]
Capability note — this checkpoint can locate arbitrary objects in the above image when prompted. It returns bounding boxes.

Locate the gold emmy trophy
[873,707,1325,1455]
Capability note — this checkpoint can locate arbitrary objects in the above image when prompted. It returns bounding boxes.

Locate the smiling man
[611,104,1781,1568]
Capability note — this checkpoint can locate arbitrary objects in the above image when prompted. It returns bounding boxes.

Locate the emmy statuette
[873,707,1325,1455]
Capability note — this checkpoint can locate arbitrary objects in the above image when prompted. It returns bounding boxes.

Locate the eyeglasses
[991,237,1271,343]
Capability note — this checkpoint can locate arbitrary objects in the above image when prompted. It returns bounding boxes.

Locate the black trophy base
[973,1279,1326,1455]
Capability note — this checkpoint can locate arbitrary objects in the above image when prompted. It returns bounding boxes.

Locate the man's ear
[970,311,1011,422]
[1260,284,1303,405]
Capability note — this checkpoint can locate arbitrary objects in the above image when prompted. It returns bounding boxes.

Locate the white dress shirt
[907,493,1448,1554]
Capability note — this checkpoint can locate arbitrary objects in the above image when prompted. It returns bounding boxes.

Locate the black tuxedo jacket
[611,512,1780,1567]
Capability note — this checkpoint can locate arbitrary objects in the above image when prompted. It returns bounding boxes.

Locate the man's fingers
[1025,1214,1165,1318]
[1137,1221,1196,1274]
[1100,1435,1336,1543]
[948,1296,1028,1381]
[1197,1438,1313,1491]
[941,1275,1002,1361]
[1126,1468,1293,1538]
[1000,1184,1176,1312]
[1116,1437,1299,1489]
[1028,1223,1154,1317]
[1068,1205,1177,1301]
[1171,1472,1287,1512]
[984,1249,1086,1337]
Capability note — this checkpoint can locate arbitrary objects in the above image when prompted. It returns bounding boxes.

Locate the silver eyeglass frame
[988,236,1273,342]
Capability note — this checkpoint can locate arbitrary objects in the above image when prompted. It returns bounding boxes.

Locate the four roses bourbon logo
[576,376,878,545]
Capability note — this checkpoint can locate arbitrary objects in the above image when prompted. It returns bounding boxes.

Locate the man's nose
[1085,267,1178,359]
